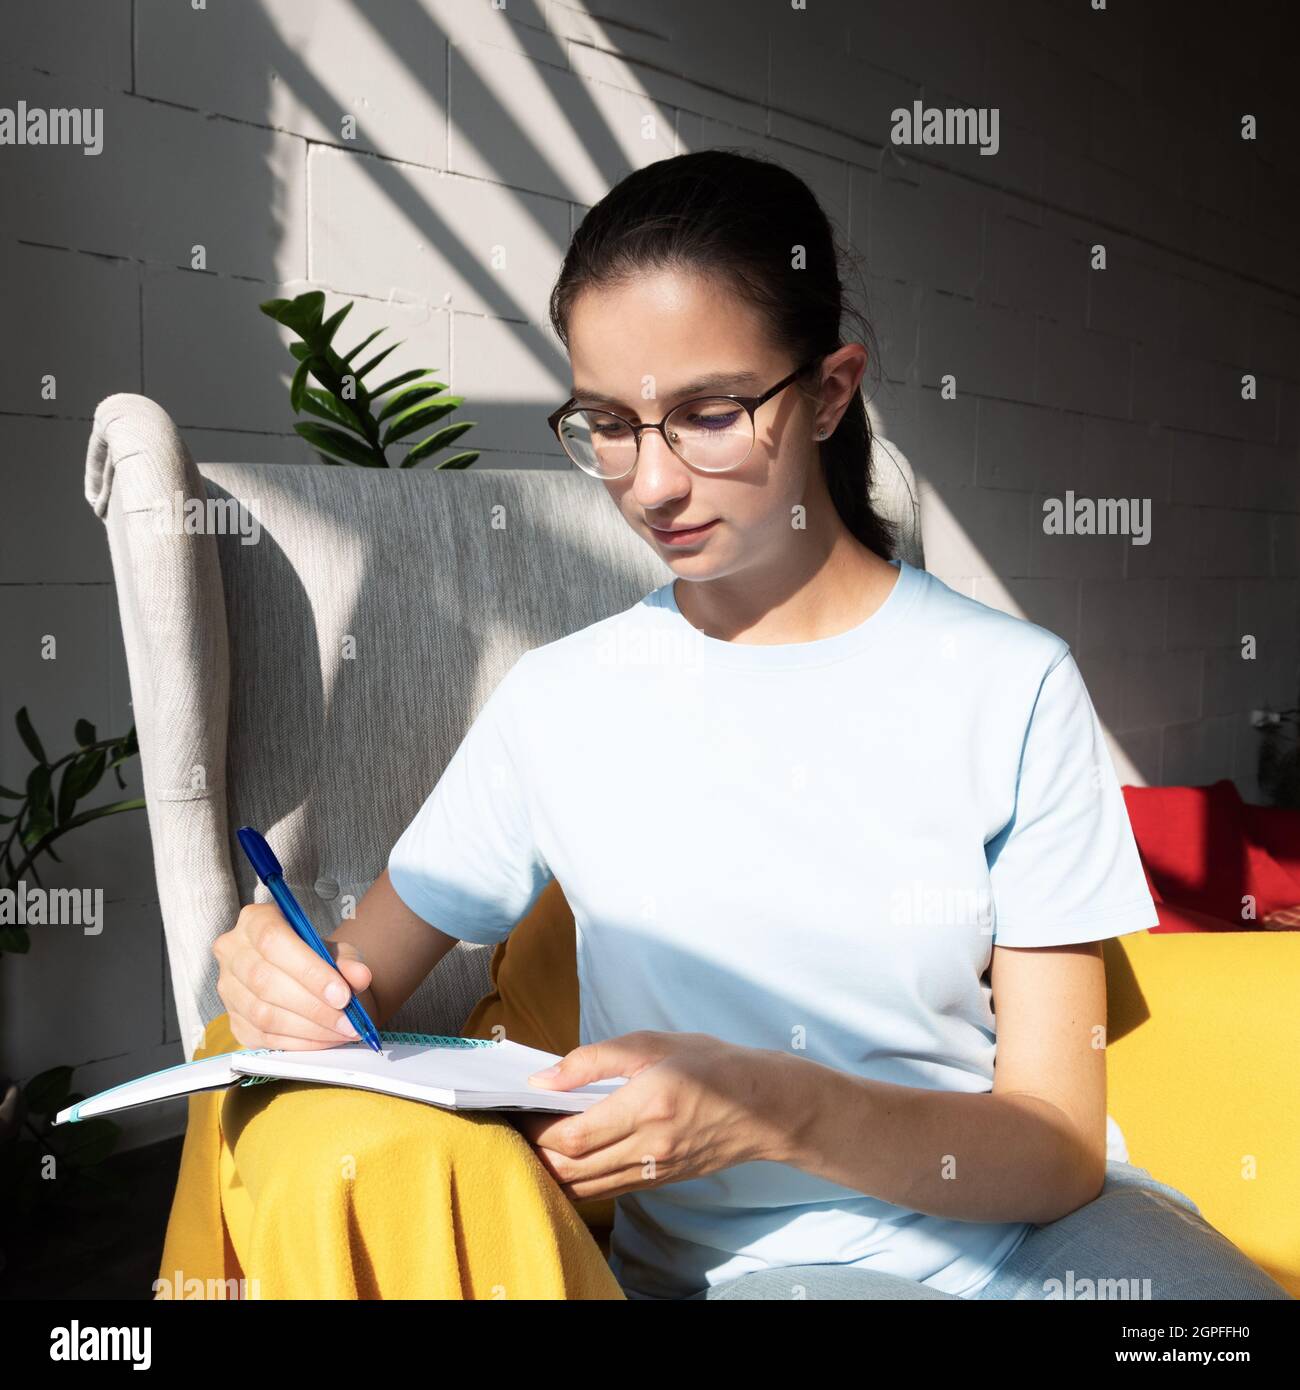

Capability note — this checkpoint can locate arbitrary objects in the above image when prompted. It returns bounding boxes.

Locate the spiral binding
[379,1031,499,1048]
[236,1031,499,1087]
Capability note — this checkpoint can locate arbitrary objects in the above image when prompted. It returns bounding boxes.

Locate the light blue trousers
[681,1161,1294,1300]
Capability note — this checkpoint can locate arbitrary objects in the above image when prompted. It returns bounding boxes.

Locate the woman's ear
[817,344,869,426]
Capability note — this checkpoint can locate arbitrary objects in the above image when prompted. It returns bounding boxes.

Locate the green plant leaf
[301,353,349,401]
[435,449,480,470]
[25,765,52,840]
[271,290,326,338]
[374,381,447,424]
[343,328,385,365]
[288,341,310,361]
[72,748,107,803]
[293,421,384,468]
[300,388,369,439]
[380,396,462,448]
[369,367,434,400]
[56,762,79,826]
[16,707,47,764]
[107,728,139,772]
[26,762,50,801]
[289,357,311,413]
[25,1065,74,1115]
[354,341,401,382]
[402,420,476,468]
[320,301,354,345]
[55,797,145,834]
[258,296,292,319]
[74,719,96,748]
[0,784,22,799]
[20,821,51,851]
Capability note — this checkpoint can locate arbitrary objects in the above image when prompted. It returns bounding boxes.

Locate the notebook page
[232,1036,629,1113]
[52,1052,252,1125]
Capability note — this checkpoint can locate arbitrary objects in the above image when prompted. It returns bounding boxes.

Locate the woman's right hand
[214,903,375,1050]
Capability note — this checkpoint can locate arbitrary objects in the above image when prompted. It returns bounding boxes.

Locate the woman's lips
[648,519,720,547]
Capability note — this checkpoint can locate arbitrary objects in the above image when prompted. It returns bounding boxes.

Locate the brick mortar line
[12,235,1298,369]
[7,77,1289,297]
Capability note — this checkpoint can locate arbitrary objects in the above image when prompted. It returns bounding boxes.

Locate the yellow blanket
[157,1012,625,1299]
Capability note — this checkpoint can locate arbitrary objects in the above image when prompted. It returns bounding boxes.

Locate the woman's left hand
[510,1031,793,1201]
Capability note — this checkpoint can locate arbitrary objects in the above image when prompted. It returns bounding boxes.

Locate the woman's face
[564,266,861,584]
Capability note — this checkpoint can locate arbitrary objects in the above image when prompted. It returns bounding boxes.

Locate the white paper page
[232,1038,629,1113]
[53,1051,252,1126]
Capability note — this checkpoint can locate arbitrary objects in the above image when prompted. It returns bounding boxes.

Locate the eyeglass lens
[558,399,754,477]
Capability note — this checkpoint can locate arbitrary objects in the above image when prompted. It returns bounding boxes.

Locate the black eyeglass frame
[546,355,823,477]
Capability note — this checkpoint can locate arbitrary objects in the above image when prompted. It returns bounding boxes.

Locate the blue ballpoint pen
[235,825,384,1054]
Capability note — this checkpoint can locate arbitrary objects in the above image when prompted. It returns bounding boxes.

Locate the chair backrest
[84,393,924,1058]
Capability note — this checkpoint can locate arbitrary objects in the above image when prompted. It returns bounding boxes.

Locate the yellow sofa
[1102,927,1300,1297]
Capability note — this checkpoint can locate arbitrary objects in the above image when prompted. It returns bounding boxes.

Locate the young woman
[214,150,1291,1302]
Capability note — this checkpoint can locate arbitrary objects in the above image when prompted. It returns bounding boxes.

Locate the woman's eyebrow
[569,370,763,410]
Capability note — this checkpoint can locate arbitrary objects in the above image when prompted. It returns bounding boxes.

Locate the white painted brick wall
[0,0,1296,1147]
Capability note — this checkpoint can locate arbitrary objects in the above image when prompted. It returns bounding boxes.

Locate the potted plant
[260,290,480,470]
[0,710,143,1280]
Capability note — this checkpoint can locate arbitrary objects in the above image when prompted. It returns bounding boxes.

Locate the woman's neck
[674,544,900,647]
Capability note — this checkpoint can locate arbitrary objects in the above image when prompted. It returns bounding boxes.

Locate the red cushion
[1241,803,1300,883]
[1122,780,1300,927]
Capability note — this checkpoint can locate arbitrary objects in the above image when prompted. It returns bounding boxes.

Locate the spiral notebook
[52,1032,629,1126]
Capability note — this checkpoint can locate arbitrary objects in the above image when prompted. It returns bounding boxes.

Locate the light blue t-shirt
[387,558,1158,1300]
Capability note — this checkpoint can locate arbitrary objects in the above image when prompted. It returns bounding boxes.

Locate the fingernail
[531,1064,559,1079]
[337,1015,358,1037]
[327,982,349,1007]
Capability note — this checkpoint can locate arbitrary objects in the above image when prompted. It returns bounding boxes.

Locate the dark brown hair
[548,149,897,560]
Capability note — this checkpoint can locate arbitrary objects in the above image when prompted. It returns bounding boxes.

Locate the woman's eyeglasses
[546,357,821,479]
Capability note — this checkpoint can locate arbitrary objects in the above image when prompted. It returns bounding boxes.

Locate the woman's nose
[630,428,691,503]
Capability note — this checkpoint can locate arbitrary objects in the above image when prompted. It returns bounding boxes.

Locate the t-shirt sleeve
[387,656,550,946]
[986,647,1159,947]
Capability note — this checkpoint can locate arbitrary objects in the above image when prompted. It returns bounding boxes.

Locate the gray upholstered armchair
[82,393,924,1061]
